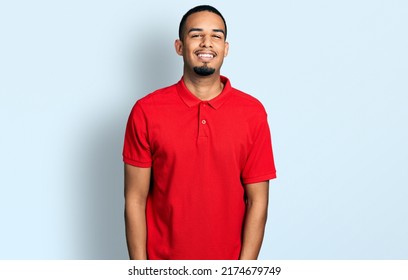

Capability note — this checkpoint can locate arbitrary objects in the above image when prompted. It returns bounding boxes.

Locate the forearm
[239,202,267,259]
[125,201,147,260]
[239,199,268,260]
[124,164,151,260]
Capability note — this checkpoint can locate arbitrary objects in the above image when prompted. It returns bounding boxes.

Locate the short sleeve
[122,101,152,167]
[241,114,276,184]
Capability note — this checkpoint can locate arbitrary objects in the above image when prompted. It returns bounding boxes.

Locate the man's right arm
[124,164,151,260]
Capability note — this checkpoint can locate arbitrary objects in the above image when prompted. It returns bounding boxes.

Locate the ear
[224,41,229,57]
[174,39,183,56]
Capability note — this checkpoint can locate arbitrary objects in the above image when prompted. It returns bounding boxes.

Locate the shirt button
[201,120,207,125]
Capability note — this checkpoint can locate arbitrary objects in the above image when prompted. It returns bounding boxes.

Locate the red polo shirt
[123,76,276,259]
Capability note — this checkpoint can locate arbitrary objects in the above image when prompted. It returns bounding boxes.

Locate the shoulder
[221,76,266,113]
[128,83,181,121]
[231,88,265,107]
[136,83,178,107]
[228,87,268,117]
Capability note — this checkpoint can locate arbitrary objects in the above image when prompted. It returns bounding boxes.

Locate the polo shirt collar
[176,76,232,109]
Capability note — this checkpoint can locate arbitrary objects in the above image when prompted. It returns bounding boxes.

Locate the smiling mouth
[195,51,216,62]
[198,53,214,58]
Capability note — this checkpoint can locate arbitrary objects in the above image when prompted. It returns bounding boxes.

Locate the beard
[193,64,216,76]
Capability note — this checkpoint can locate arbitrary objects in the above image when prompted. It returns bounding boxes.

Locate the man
[123,5,276,260]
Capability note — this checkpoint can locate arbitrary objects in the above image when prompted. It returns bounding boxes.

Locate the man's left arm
[239,181,269,260]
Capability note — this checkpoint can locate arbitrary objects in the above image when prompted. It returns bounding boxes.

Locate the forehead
[185,11,225,31]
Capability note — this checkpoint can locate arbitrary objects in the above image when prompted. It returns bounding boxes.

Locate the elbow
[246,200,268,224]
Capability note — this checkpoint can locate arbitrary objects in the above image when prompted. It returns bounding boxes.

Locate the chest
[147,104,253,168]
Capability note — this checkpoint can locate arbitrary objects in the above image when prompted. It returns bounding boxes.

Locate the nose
[199,35,213,48]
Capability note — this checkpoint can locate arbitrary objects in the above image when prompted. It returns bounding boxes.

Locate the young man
[123,5,276,260]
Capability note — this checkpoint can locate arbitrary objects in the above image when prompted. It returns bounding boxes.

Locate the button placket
[198,102,209,137]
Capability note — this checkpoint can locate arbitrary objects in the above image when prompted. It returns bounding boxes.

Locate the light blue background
[1,0,407,259]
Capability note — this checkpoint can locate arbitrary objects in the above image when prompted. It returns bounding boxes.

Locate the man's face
[175,11,229,77]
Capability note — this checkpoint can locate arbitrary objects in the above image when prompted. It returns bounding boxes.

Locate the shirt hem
[123,156,152,168]
[242,172,277,185]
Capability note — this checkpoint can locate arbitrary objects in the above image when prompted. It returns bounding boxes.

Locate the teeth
[198,53,214,58]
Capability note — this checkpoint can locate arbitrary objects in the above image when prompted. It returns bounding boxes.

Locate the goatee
[194,65,216,76]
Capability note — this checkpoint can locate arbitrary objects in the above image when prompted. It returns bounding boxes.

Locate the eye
[191,34,202,38]
[212,34,223,39]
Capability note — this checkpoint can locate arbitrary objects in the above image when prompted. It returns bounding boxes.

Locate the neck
[183,70,224,101]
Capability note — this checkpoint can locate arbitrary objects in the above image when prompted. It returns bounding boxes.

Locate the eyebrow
[188,28,225,35]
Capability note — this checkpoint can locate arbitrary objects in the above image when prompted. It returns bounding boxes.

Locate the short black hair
[178,5,227,41]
